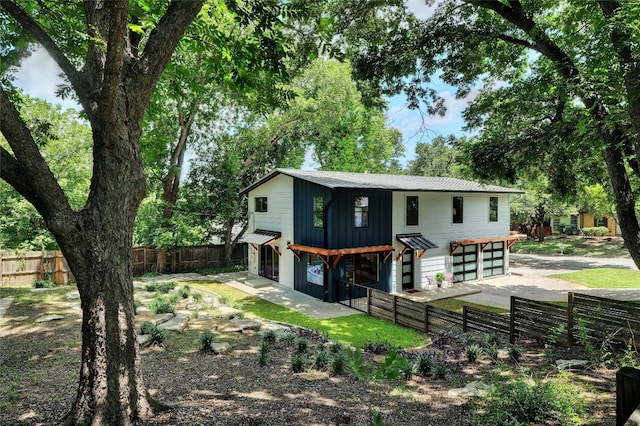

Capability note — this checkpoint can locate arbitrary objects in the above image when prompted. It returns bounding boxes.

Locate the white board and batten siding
[247,174,295,288]
[391,191,512,291]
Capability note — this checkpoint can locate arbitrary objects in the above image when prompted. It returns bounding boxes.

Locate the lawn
[189,280,428,349]
[511,235,630,258]
[551,268,640,288]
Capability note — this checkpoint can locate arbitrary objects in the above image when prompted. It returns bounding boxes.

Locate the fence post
[55,251,64,285]
[617,367,640,426]
[509,296,516,344]
[462,305,468,333]
[392,295,397,324]
[0,251,3,285]
[567,292,574,347]
[366,288,371,316]
[425,304,430,334]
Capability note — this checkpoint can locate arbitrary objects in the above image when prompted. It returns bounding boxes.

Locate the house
[240,169,522,303]
[551,212,620,236]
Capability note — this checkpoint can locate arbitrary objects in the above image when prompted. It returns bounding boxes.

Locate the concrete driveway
[458,253,640,309]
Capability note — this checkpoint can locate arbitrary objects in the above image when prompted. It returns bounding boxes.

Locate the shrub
[261,329,278,346]
[313,350,329,371]
[148,296,175,314]
[413,353,434,377]
[485,343,500,363]
[328,341,344,354]
[199,329,216,351]
[281,331,296,347]
[465,344,483,363]
[290,353,306,373]
[507,344,523,362]
[482,333,502,347]
[140,322,167,346]
[331,351,347,375]
[145,283,157,292]
[432,363,447,380]
[364,335,393,354]
[33,278,56,289]
[179,286,190,299]
[217,295,230,306]
[156,281,176,294]
[167,293,180,305]
[258,340,271,366]
[140,321,156,335]
[472,377,587,426]
[459,332,477,347]
[347,348,371,380]
[295,338,308,354]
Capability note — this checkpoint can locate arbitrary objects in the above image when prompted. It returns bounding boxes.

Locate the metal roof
[396,233,439,250]
[242,169,522,194]
[240,229,281,245]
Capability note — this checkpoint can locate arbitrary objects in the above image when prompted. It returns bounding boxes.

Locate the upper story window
[354,196,369,228]
[255,197,268,212]
[489,197,498,222]
[313,196,324,228]
[406,196,419,226]
[452,196,463,223]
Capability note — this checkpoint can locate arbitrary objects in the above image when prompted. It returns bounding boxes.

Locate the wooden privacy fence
[366,288,640,347]
[1,244,248,287]
[0,250,71,286]
[131,244,248,276]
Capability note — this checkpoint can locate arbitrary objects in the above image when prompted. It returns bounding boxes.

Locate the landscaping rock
[556,359,590,370]
[297,371,329,381]
[66,291,80,300]
[210,342,231,354]
[36,314,64,323]
[135,291,157,299]
[137,334,152,346]
[216,321,244,333]
[5,315,29,322]
[447,380,491,397]
[135,312,175,327]
[229,319,262,331]
[216,306,242,319]
[161,313,190,332]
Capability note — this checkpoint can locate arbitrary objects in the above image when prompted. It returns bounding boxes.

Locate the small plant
[331,351,347,375]
[140,322,167,346]
[435,272,446,284]
[459,332,477,347]
[313,349,329,371]
[192,292,203,302]
[133,300,142,314]
[148,296,175,314]
[290,353,306,373]
[281,331,296,347]
[482,333,502,347]
[179,286,190,299]
[261,329,278,346]
[364,334,393,354]
[507,344,523,362]
[167,293,180,305]
[367,408,387,426]
[33,278,56,288]
[295,338,308,354]
[258,340,271,366]
[373,347,406,381]
[399,359,417,380]
[413,353,434,377]
[465,343,483,363]
[140,321,156,335]
[156,281,176,294]
[144,283,157,292]
[199,329,216,351]
[218,295,230,306]
[328,341,344,354]
[432,363,447,380]
[485,343,500,363]
[347,348,371,380]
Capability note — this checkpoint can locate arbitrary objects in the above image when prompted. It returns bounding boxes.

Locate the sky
[13,1,473,167]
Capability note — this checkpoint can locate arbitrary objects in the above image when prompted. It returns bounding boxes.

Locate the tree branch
[0,86,74,232]
[128,0,204,122]
[0,1,92,114]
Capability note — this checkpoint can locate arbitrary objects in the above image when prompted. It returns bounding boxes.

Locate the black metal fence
[336,279,370,312]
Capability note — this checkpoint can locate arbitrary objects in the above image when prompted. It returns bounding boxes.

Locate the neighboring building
[241,169,522,303]
[551,212,620,236]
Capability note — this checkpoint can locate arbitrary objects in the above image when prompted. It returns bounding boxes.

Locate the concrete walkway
[0,297,13,320]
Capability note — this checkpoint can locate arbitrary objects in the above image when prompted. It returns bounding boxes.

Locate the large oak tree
[0,1,203,424]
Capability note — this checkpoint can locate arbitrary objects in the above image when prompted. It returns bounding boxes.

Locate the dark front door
[259,245,279,282]
[401,251,414,290]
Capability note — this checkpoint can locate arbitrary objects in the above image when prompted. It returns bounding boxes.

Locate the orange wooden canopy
[287,244,395,269]
[449,235,524,256]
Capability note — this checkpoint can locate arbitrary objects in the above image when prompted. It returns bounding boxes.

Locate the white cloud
[405,0,437,20]
[14,47,79,111]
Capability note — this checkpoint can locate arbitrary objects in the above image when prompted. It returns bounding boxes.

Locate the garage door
[483,242,504,277]
[452,244,477,281]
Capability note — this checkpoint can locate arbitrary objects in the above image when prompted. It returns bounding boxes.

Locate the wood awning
[396,233,438,261]
[287,244,395,269]
[450,235,523,256]
[241,229,282,255]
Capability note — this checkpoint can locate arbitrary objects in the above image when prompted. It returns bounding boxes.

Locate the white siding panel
[247,174,295,288]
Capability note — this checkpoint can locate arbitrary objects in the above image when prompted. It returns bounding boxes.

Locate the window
[313,196,323,228]
[307,254,324,286]
[255,197,268,212]
[452,196,463,223]
[570,214,578,228]
[345,253,379,285]
[598,216,608,227]
[406,196,419,226]
[354,196,369,228]
[489,197,498,222]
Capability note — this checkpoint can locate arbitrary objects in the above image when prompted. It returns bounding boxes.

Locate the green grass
[551,268,640,288]
[511,236,629,258]
[429,298,508,314]
[190,281,427,349]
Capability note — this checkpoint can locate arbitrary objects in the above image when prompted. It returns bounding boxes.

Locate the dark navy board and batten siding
[292,179,393,302]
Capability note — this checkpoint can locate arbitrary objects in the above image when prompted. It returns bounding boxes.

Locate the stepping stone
[297,371,329,381]
[210,342,231,354]
[135,312,175,326]
[216,306,242,319]
[135,291,156,299]
[217,321,244,333]
[66,291,80,300]
[261,323,290,333]
[556,359,589,370]
[448,380,491,397]
[137,334,152,346]
[5,315,29,322]
[160,313,190,332]
[36,314,64,323]
[229,319,262,331]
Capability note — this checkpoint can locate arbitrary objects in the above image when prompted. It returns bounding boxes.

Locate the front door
[259,245,279,282]
[401,251,414,290]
